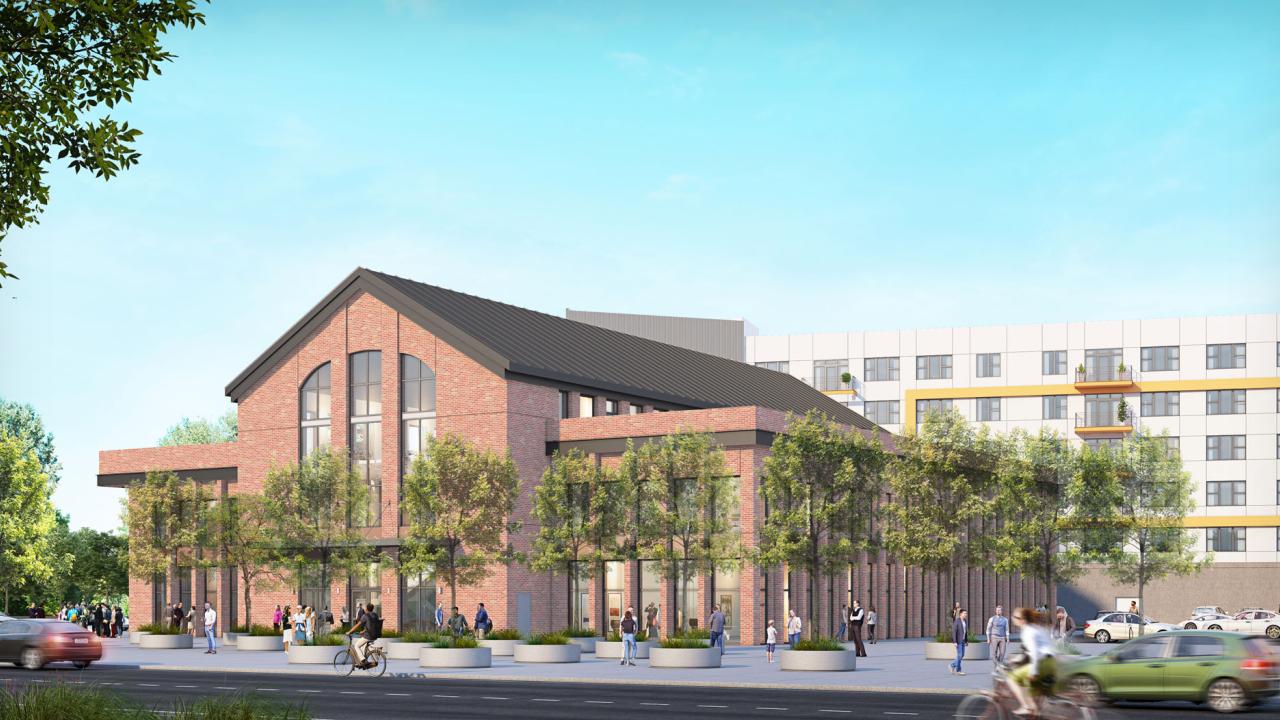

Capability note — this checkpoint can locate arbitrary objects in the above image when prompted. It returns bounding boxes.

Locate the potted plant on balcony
[478,628,525,656]
[419,634,491,668]
[779,636,857,671]
[650,628,721,668]
[514,632,582,663]
[1116,399,1129,423]
[840,371,853,387]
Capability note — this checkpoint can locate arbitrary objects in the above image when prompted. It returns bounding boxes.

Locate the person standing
[620,608,638,667]
[1127,600,1138,615]
[448,606,469,637]
[272,605,282,633]
[986,605,1009,669]
[951,601,962,622]
[294,606,307,646]
[305,606,316,644]
[186,604,197,639]
[950,609,969,676]
[708,605,726,655]
[203,602,218,654]
[867,606,878,645]
[171,602,184,633]
[281,605,293,652]
[838,604,849,642]
[115,606,125,637]
[645,602,658,641]
[341,606,350,629]
[320,606,334,636]
[786,609,802,648]
[474,603,490,640]
[849,600,867,657]
[434,604,444,631]
[765,620,778,663]
[1052,606,1074,640]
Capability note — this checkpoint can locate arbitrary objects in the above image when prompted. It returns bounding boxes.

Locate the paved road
[0,666,1277,719]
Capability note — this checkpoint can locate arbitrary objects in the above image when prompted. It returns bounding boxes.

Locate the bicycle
[333,634,387,678]
[954,660,1095,720]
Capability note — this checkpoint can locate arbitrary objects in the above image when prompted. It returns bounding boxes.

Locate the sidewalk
[94,637,1109,694]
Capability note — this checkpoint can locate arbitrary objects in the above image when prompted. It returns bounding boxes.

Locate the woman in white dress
[305,606,316,644]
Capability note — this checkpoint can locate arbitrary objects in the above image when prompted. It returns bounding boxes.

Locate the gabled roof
[226,268,878,430]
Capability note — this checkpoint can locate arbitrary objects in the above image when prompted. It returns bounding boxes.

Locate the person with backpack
[346,603,381,669]
[474,603,491,640]
[619,608,638,667]
[447,606,469,637]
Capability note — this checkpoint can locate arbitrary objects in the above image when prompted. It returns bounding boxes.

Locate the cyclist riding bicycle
[1007,606,1057,717]
[346,602,381,669]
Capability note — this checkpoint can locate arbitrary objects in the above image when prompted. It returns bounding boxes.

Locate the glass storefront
[400,569,436,631]
[714,567,740,642]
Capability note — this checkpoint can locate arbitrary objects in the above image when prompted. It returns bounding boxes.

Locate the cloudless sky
[2,0,1278,530]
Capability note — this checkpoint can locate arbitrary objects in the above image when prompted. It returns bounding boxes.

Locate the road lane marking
[531,698,560,702]
[138,683,159,687]
[339,691,365,695]
[819,711,851,715]
[215,686,236,690]
[386,692,411,696]
[585,700,613,704]
[884,714,919,717]
[640,702,669,706]
[175,685,197,688]
[299,689,321,693]
[481,696,508,700]
[256,688,278,692]
[433,694,459,698]
[757,708,788,711]
[698,705,728,709]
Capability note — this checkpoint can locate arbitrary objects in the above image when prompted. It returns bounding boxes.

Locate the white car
[1082,612,1178,643]
[1179,612,1233,630]
[1210,610,1280,639]
[1192,605,1226,616]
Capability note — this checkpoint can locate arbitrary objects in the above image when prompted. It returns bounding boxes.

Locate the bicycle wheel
[954,694,1005,720]
[333,648,355,677]
[363,650,387,678]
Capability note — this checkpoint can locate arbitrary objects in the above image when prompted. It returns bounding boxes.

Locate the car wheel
[1069,675,1104,705]
[1184,622,1197,630]
[1208,624,1222,631]
[20,647,43,671]
[1094,630,1110,643]
[1266,626,1280,640]
[72,660,91,669]
[1206,678,1246,713]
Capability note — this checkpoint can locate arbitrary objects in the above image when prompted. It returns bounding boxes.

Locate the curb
[137,664,972,695]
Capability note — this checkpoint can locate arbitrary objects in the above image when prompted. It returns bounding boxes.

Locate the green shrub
[670,628,710,640]
[660,636,709,649]
[230,625,249,634]
[432,635,479,649]
[526,632,569,646]
[609,630,651,642]
[933,629,980,644]
[792,637,845,651]
[378,629,402,639]
[248,624,279,637]
[400,630,439,644]
[135,623,183,635]
[562,626,596,638]
[0,685,312,720]
[304,633,347,646]
[485,628,522,640]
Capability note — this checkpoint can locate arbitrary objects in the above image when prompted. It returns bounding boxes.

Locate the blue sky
[1,1,1278,530]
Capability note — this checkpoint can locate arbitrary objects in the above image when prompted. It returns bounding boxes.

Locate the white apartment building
[747,314,1280,617]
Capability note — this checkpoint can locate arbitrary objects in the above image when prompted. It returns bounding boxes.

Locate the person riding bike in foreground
[1008,606,1057,717]
[346,602,381,669]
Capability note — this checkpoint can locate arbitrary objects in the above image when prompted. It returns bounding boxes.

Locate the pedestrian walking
[281,605,293,652]
[838,604,849,641]
[203,602,218,654]
[474,603,490,640]
[950,609,969,676]
[340,606,350,628]
[320,606,334,636]
[765,620,778,663]
[645,602,659,641]
[786,609,802,648]
[272,605,282,632]
[305,606,316,644]
[434,605,444,631]
[867,606,878,644]
[448,606,469,637]
[849,600,867,657]
[620,608,638,666]
[171,602,184,633]
[186,604,196,638]
[708,605,726,655]
[1051,606,1074,640]
[294,606,307,646]
[986,605,1009,669]
[113,605,123,637]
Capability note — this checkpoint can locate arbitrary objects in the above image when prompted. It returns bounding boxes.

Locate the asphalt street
[0,665,1277,719]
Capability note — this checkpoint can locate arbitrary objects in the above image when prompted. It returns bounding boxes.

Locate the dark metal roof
[227,268,877,430]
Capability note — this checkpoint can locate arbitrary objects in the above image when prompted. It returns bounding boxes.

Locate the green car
[1060,630,1279,713]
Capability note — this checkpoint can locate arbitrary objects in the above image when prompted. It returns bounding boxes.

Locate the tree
[0,0,207,283]
[882,409,998,630]
[121,470,213,611]
[260,450,371,614]
[1074,432,1207,634]
[0,397,61,485]
[401,434,520,611]
[158,408,238,446]
[212,494,277,628]
[41,518,127,606]
[0,432,59,613]
[756,411,886,639]
[992,429,1084,609]
[529,449,600,628]
[633,431,739,633]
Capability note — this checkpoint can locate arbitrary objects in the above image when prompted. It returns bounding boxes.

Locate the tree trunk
[242,570,252,629]
[1137,554,1146,638]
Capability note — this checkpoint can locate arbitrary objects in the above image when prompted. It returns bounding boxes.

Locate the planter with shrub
[387,630,440,660]
[236,625,285,651]
[779,637,856,671]
[136,624,193,650]
[287,632,347,664]
[924,629,988,660]
[419,635,491,668]
[373,629,402,651]
[649,631,720,668]
[478,628,525,656]
[561,627,597,654]
[514,633,581,663]
[595,631,652,659]
[223,625,249,646]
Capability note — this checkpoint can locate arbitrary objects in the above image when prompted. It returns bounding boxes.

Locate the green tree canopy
[0,432,59,613]
[121,470,214,588]
[157,408,238,446]
[211,494,277,628]
[529,448,602,628]
[0,0,207,283]
[0,397,61,485]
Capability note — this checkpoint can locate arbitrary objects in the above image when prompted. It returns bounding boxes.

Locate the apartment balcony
[1074,412,1135,435]
[1073,366,1135,390]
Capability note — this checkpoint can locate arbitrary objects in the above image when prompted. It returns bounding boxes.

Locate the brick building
[99,268,1046,643]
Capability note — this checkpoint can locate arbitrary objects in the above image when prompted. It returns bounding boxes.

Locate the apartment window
[1141,391,1180,417]
[1043,396,1067,420]
[814,359,849,391]
[350,351,382,528]
[1156,436,1180,457]
[1042,350,1067,376]
[1206,527,1246,553]
[558,391,570,420]
[349,562,382,616]
[864,357,900,382]
[1276,479,1280,506]
[1084,394,1123,427]
[915,399,953,423]
[976,398,1001,421]
[1276,528,1280,553]
[1206,480,1246,507]
[605,399,618,416]
[579,394,595,418]
[1206,435,1246,461]
[1084,438,1122,450]
[755,361,790,373]
[1207,343,1246,369]
[1141,345,1180,372]
[1084,348,1123,381]
[863,400,900,425]
[916,355,953,380]
[401,355,437,505]
[628,404,643,415]
[1206,389,1245,415]
[976,353,1001,378]
[1276,342,1279,367]
[300,363,332,458]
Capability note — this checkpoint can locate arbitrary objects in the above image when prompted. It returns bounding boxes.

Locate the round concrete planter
[514,643,582,663]
[566,637,596,654]
[924,642,989,660]
[595,640,652,659]
[139,634,193,650]
[419,646,492,668]
[128,631,150,645]
[649,646,722,668]
[222,632,239,646]
[479,639,525,656]
[780,649,857,671]
[235,635,285,652]
[387,641,433,660]
[288,645,341,664]
[373,637,401,651]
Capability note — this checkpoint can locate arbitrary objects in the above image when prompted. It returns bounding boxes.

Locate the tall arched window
[350,351,382,527]
[300,363,331,458]
[401,354,437,476]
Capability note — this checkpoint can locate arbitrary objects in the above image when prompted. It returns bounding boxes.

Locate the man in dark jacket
[950,609,969,676]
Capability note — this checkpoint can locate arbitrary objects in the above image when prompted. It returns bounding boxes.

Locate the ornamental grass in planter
[432,635,479,649]
[526,632,569,645]
[561,627,596,638]
[514,634,580,663]
[925,630,988,660]
[387,631,440,659]
[248,624,280,636]
[419,635,491,668]
[479,629,525,656]
[135,623,184,635]
[651,630,721,668]
[792,637,845,651]
[781,636,857,671]
[597,630,653,659]
[400,630,440,643]
[485,628,522,640]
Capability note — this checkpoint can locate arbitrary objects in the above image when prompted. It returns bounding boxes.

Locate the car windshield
[41,621,85,633]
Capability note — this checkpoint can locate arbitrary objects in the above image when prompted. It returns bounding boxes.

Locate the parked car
[0,619,102,669]
[1083,612,1178,643]
[1061,631,1279,713]
[1193,606,1227,617]
[1209,611,1280,639]
[1181,613,1235,630]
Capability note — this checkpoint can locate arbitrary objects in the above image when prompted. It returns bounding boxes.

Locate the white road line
[433,694,459,698]
[256,688,279,692]
[884,714,919,717]
[585,700,613,704]
[339,691,365,695]
[138,683,159,687]
[175,685,197,688]
[386,693,411,697]
[531,698,560,702]
[299,690,321,693]
[481,696,508,700]
[756,708,788,711]
[214,686,236,690]
[640,702,669,706]
[698,705,728,709]
[819,711,852,715]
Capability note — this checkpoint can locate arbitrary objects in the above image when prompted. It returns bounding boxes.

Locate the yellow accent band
[1183,516,1280,529]
[1073,425,1135,435]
